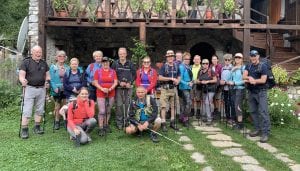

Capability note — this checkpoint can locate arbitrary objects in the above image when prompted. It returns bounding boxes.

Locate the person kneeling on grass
[67,87,97,146]
[125,86,161,143]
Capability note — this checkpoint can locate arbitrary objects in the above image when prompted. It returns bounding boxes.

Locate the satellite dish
[17,16,28,53]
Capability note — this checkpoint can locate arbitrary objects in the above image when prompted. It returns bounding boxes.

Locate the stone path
[176,120,299,171]
[191,121,266,171]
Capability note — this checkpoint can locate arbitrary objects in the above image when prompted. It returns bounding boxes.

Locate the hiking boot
[33,125,44,134]
[249,130,260,137]
[104,125,112,133]
[183,120,189,127]
[21,127,29,139]
[233,122,244,130]
[170,120,179,131]
[206,121,212,126]
[135,130,142,137]
[260,135,269,143]
[150,132,159,143]
[98,128,106,137]
[190,109,195,117]
[161,122,168,132]
[87,135,92,142]
[117,125,123,130]
[196,109,201,119]
[54,121,60,130]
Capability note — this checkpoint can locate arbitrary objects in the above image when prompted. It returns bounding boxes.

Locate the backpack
[65,68,85,83]
[139,68,154,78]
[182,64,193,81]
[71,100,91,113]
[164,63,178,77]
[249,59,275,89]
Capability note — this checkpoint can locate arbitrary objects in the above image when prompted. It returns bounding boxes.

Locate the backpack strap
[146,95,151,108]
[89,63,94,73]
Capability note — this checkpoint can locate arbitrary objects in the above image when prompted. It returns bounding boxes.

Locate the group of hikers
[18,45,271,146]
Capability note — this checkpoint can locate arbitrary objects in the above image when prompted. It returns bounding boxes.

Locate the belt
[161,84,175,89]
[28,85,44,88]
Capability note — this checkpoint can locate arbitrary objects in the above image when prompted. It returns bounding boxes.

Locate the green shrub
[268,88,298,127]
[0,80,20,108]
[272,65,289,85]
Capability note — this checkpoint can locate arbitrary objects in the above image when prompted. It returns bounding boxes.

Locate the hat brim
[165,55,175,57]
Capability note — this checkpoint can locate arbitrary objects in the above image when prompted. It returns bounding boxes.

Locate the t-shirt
[19,58,49,86]
[198,69,216,92]
[159,63,180,84]
[192,64,201,80]
[140,72,151,89]
[245,62,268,90]
[94,68,117,98]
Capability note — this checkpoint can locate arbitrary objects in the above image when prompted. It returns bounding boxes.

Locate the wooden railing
[46,0,245,22]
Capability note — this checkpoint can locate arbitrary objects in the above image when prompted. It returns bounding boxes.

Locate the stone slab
[246,135,260,141]
[191,152,206,164]
[256,142,278,153]
[201,131,220,135]
[233,156,259,165]
[211,141,242,148]
[175,131,183,135]
[207,134,232,141]
[183,144,195,151]
[202,166,213,171]
[290,164,300,171]
[179,136,191,142]
[275,153,295,164]
[221,148,247,157]
[194,126,222,132]
[241,164,266,171]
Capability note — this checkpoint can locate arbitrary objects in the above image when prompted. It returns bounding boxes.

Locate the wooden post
[243,0,251,60]
[105,0,110,26]
[139,22,146,44]
[39,0,46,60]
[171,0,177,26]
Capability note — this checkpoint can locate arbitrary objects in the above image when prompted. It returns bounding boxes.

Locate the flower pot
[205,9,212,20]
[57,10,69,17]
[97,11,106,18]
[118,12,127,18]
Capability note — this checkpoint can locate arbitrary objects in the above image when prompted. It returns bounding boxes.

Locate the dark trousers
[223,90,236,120]
[248,89,270,136]
[232,89,245,117]
[115,88,132,127]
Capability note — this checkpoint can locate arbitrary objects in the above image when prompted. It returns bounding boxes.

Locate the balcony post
[243,0,251,59]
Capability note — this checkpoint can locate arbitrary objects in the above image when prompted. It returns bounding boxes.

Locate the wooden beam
[39,0,46,59]
[105,0,110,26]
[171,0,176,26]
[139,22,146,44]
[243,0,251,60]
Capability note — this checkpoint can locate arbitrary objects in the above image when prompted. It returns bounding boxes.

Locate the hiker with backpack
[19,45,50,139]
[93,57,118,136]
[178,52,193,127]
[85,51,103,101]
[195,59,218,126]
[67,87,97,146]
[63,58,87,101]
[228,53,246,130]
[50,50,70,130]
[219,54,236,124]
[135,56,158,95]
[243,50,271,143]
[158,50,181,132]
[191,55,202,119]
[125,86,161,143]
[111,47,136,130]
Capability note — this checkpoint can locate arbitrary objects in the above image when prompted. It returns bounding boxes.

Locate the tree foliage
[0,0,29,47]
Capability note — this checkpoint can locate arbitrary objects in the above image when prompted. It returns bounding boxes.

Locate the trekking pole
[105,92,109,141]
[174,86,178,132]
[122,88,126,132]
[43,87,48,132]
[19,86,26,137]
[198,84,204,126]
[126,89,132,134]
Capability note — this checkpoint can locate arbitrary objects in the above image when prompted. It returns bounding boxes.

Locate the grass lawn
[0,102,299,170]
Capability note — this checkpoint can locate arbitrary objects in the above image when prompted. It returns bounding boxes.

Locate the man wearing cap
[243,50,270,143]
[111,47,136,130]
[159,50,181,132]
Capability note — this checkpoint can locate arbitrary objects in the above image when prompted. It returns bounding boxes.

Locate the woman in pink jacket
[67,87,97,145]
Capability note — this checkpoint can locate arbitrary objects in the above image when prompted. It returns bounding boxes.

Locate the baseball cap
[165,50,175,57]
[234,53,243,58]
[250,50,259,56]
[102,56,110,62]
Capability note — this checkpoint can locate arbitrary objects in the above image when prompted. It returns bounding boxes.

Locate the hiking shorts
[160,88,177,108]
[22,86,46,118]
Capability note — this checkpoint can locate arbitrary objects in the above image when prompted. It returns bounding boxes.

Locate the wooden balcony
[44,0,246,28]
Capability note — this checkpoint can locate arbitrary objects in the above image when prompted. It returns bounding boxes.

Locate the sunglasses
[224,59,231,61]
[143,61,150,64]
[250,55,257,57]
[184,59,191,60]
[202,63,209,65]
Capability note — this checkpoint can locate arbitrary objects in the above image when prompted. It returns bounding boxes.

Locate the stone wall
[287,86,300,100]
[28,0,39,48]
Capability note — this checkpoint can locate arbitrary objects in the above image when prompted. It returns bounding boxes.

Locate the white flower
[298,116,300,120]
[287,104,291,107]
[290,110,294,113]
[281,103,284,107]
[270,103,274,107]
[281,122,284,125]
[274,94,278,97]
[281,118,284,121]
[275,103,279,105]
[280,110,283,112]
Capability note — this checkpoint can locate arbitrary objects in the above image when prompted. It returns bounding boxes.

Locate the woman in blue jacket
[50,50,70,130]
[227,53,245,130]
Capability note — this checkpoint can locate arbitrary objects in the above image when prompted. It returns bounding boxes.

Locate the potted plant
[141,0,152,18]
[223,0,235,18]
[154,0,168,18]
[129,38,149,67]
[176,10,187,19]
[130,0,141,18]
[53,0,70,17]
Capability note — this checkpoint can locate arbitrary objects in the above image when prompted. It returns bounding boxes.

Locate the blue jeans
[248,89,270,136]
[180,90,192,122]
